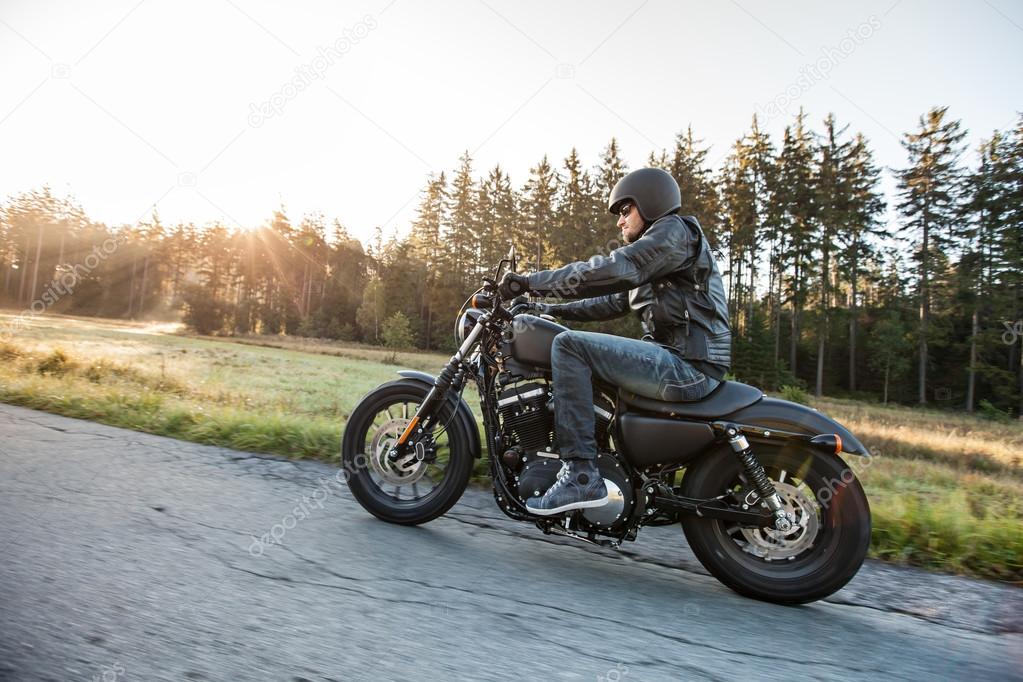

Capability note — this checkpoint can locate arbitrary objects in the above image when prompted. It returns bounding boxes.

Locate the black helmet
[607,167,681,222]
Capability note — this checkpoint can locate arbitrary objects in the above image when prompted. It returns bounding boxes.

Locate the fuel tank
[502,314,568,369]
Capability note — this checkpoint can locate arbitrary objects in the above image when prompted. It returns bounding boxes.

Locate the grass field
[1,310,1020,583]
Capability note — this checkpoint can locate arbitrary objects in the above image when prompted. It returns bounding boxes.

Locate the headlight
[455,308,484,344]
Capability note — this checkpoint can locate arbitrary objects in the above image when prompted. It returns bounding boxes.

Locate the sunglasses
[618,203,634,218]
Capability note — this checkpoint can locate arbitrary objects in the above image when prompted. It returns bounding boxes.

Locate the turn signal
[809,433,842,455]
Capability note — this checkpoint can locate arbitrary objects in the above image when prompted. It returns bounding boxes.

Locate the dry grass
[818,397,1023,477]
[205,332,449,373]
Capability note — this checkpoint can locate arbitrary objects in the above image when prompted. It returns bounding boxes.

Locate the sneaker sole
[526,494,610,517]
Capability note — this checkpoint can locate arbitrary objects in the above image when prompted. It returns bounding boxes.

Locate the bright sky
[1,0,1021,247]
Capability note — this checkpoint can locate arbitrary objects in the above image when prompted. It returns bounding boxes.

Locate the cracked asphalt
[1,404,1021,681]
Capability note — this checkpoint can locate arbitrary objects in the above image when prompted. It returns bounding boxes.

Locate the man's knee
[552,329,582,353]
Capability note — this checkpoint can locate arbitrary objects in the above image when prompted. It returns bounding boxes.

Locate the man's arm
[526,215,695,299]
[536,291,629,322]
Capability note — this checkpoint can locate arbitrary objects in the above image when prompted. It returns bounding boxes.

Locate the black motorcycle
[341,250,871,604]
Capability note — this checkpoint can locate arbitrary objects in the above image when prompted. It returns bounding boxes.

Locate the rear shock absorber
[722,423,792,532]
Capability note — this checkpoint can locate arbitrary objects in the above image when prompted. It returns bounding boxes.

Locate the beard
[622,224,647,244]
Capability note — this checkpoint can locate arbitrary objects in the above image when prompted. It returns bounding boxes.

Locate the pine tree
[721,117,776,381]
[409,173,447,347]
[553,149,598,265]
[487,165,519,265]
[868,309,913,404]
[519,155,558,271]
[593,138,628,239]
[356,276,386,343]
[773,111,817,378]
[1003,117,1023,417]
[979,115,1023,416]
[960,135,1004,411]
[813,114,854,396]
[667,126,722,248]
[446,152,478,292]
[838,132,886,392]
[895,106,967,404]
[720,117,773,343]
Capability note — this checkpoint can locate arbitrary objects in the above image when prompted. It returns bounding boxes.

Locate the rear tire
[680,443,871,604]
[341,380,473,525]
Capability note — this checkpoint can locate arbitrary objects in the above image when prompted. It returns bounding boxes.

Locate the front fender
[397,370,482,459]
[726,396,870,457]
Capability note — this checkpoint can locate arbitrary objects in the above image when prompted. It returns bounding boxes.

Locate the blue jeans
[550,330,720,459]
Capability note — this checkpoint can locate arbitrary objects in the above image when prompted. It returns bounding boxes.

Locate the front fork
[386,315,488,463]
[385,363,465,464]
[721,423,794,532]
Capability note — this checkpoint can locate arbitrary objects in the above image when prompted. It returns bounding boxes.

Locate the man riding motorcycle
[498,167,732,516]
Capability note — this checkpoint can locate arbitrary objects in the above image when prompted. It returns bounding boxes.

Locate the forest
[1,106,1020,416]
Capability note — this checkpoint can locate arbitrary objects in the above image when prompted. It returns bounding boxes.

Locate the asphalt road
[1,404,1020,682]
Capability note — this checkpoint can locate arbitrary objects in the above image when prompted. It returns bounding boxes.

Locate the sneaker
[525,457,609,516]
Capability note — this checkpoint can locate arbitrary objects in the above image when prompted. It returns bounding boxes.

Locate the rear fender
[725,396,870,457]
[397,370,482,459]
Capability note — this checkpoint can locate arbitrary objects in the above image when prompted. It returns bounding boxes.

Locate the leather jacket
[527,214,731,379]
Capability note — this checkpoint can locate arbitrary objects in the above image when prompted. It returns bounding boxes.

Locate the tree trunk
[3,250,12,299]
[171,258,182,307]
[773,258,782,368]
[29,224,43,304]
[127,256,137,319]
[790,303,799,377]
[18,233,29,304]
[302,262,311,318]
[1017,276,1022,420]
[727,248,736,327]
[918,219,929,405]
[849,248,859,391]
[138,254,149,317]
[816,242,829,397]
[883,363,890,405]
[790,260,800,376]
[1018,339,1022,421]
[966,306,978,412]
[56,232,65,272]
[815,332,825,397]
[746,249,755,341]
[425,301,432,349]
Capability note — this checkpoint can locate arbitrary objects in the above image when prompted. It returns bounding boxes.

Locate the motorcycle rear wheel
[341,380,473,525]
[680,443,871,604]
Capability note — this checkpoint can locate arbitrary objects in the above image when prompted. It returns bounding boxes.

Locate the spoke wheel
[341,380,472,525]
[727,469,822,562]
[362,401,452,502]
[680,443,871,604]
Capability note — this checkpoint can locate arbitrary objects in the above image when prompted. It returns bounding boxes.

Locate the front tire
[680,443,871,604]
[341,380,473,525]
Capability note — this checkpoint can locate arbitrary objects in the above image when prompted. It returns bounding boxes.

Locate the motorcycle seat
[620,381,763,420]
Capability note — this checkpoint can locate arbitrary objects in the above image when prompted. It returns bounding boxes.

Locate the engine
[497,381,554,454]
[496,377,633,529]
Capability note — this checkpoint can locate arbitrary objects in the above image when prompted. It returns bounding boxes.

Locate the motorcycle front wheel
[341,379,473,525]
[680,443,871,604]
